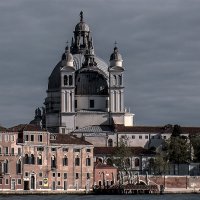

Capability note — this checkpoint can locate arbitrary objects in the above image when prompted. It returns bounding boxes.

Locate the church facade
[44,11,134,135]
[35,12,200,150]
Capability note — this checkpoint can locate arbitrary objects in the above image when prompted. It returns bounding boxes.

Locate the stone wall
[139,175,200,188]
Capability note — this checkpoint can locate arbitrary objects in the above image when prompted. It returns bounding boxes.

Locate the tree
[166,125,190,164]
[112,138,132,172]
[167,137,190,163]
[171,124,182,137]
[190,134,200,162]
[149,155,169,175]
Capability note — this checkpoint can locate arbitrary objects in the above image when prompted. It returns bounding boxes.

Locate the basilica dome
[44,12,129,133]
[48,54,109,90]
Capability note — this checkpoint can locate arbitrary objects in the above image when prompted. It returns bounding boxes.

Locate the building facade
[44,11,134,134]
[0,124,93,192]
[94,162,118,188]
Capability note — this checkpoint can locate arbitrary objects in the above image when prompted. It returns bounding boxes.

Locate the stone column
[61,91,65,112]
[71,91,75,112]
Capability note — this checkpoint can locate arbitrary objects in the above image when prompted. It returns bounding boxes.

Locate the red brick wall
[94,167,117,186]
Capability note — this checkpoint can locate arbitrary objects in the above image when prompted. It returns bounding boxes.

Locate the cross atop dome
[80,11,83,22]
[114,41,117,48]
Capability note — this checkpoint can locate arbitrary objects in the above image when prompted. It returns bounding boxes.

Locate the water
[0,194,199,200]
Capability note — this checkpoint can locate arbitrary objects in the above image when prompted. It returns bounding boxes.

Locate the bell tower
[59,45,76,133]
[109,45,124,113]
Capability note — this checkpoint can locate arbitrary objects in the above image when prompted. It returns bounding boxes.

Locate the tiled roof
[0,126,7,131]
[115,124,200,135]
[115,124,165,133]
[50,134,93,145]
[73,125,113,133]
[95,163,117,169]
[94,147,156,156]
[181,127,200,134]
[8,124,45,132]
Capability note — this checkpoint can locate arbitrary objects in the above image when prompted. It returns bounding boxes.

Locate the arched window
[4,159,8,174]
[119,75,122,85]
[50,134,56,140]
[30,154,35,164]
[86,157,91,166]
[16,159,22,174]
[51,155,56,168]
[125,158,131,168]
[64,75,68,85]
[135,158,140,167]
[37,154,42,165]
[24,154,29,164]
[99,181,102,187]
[113,75,117,85]
[111,172,114,185]
[108,139,113,147]
[75,157,80,166]
[63,155,68,166]
[97,158,102,163]
[69,75,73,85]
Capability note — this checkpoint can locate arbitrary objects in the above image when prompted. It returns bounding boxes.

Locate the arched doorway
[30,174,36,190]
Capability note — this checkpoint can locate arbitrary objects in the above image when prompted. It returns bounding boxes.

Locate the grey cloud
[0,0,200,127]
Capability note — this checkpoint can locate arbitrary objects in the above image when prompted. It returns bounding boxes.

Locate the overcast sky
[0,0,200,128]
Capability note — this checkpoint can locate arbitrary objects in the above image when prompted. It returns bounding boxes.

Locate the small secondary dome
[110,47,122,61]
[61,46,74,67]
[110,46,123,68]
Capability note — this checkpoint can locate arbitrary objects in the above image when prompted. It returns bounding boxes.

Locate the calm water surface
[0,194,199,200]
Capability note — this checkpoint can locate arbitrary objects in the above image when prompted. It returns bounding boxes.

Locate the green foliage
[149,146,156,152]
[190,134,200,162]
[166,125,190,164]
[112,138,132,171]
[172,124,182,137]
[149,155,168,175]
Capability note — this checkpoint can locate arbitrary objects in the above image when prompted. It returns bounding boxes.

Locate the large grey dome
[48,54,109,90]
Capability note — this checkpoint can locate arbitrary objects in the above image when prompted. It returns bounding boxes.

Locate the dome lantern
[109,43,123,67]
[71,11,91,54]
[61,44,74,67]
[75,11,90,32]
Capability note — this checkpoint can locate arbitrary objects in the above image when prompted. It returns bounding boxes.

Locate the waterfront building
[0,124,93,192]
[94,162,118,188]
[94,147,156,175]
[0,130,23,190]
